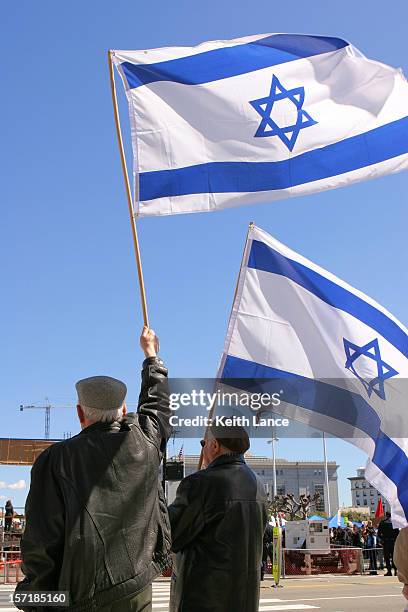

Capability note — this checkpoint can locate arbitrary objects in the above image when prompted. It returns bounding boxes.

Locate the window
[277,485,285,496]
[364,500,368,506]
[357,501,361,506]
[356,492,360,497]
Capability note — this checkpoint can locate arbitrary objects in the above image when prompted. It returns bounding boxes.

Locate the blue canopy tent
[328,515,346,528]
[308,515,325,521]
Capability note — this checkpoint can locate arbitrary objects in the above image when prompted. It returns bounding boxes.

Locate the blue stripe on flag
[139,116,408,202]
[121,34,348,89]
[247,239,408,358]
[221,354,408,518]
[222,355,382,437]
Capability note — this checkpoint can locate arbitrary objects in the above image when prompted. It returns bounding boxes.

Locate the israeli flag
[219,225,408,527]
[113,33,408,217]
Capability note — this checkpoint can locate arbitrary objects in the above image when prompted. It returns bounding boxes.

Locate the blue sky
[1,0,407,509]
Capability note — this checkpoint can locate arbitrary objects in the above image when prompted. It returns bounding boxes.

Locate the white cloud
[8,480,26,490]
[0,480,27,490]
[0,495,6,500]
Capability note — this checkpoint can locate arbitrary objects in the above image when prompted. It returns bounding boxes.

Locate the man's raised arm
[137,326,171,450]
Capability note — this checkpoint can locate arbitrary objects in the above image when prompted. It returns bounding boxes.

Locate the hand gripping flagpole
[197,222,255,469]
[108,50,149,327]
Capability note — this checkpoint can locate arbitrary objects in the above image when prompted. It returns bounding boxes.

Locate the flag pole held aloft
[108,50,149,327]
[197,221,254,471]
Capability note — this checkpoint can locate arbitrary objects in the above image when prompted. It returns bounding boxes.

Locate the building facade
[348,467,391,515]
[182,454,339,515]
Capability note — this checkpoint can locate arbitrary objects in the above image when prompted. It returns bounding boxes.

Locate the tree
[342,510,369,523]
[268,492,321,521]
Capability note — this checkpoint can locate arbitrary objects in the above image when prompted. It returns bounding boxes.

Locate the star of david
[249,74,317,151]
[343,337,398,400]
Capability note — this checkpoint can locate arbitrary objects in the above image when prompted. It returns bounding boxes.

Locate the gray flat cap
[210,424,250,454]
[76,376,127,411]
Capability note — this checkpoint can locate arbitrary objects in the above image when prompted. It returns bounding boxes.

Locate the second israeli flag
[219,225,408,527]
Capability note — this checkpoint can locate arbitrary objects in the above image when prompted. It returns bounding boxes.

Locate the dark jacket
[168,454,268,612]
[16,357,171,611]
[377,516,399,543]
[350,529,364,548]
[364,526,376,549]
[262,523,273,559]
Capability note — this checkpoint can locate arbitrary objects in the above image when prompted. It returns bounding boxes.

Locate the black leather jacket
[16,357,171,611]
[168,454,268,612]
[377,517,400,543]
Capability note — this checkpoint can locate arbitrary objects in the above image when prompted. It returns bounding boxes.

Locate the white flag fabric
[113,33,408,217]
[219,225,408,527]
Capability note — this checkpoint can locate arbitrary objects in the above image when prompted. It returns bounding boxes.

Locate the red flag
[375,498,384,519]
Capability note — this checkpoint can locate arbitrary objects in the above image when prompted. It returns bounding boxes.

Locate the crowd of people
[259,514,401,579]
[330,515,400,575]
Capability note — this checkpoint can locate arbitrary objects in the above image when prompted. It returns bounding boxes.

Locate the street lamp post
[267,434,278,499]
[322,433,332,517]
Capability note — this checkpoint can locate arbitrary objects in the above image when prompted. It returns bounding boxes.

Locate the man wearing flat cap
[168,425,268,612]
[16,327,171,612]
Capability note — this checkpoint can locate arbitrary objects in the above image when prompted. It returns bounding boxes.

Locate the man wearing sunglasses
[168,425,268,612]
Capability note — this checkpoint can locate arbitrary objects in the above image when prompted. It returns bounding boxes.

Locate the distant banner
[272,526,282,587]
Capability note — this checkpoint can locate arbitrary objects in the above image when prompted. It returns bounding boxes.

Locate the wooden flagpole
[197,222,254,469]
[108,50,149,327]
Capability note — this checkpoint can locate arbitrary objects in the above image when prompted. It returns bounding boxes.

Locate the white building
[348,467,390,515]
[182,455,339,515]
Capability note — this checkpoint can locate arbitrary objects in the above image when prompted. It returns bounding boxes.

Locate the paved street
[260,575,404,611]
[0,575,404,611]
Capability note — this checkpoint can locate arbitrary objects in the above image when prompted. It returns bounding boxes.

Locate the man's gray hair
[80,404,124,424]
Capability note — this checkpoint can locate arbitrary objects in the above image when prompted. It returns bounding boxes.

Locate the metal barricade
[0,506,26,532]
[283,547,364,576]
[0,551,22,584]
[1,506,25,570]
[1,504,23,585]
[361,547,385,573]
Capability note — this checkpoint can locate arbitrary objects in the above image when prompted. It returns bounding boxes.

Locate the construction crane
[19,400,140,440]
[19,398,73,439]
